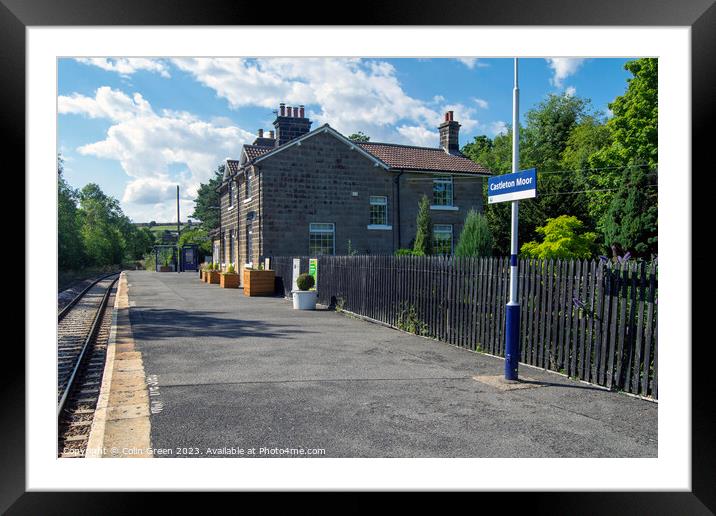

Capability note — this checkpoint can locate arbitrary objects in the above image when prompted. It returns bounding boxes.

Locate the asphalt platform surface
[125,271,657,458]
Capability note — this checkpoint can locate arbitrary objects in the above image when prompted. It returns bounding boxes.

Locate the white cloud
[456,58,489,69]
[487,121,508,136]
[59,87,153,121]
[545,58,586,88]
[122,177,177,204]
[76,58,170,78]
[172,57,451,144]
[441,103,479,133]
[63,86,254,221]
[565,85,577,97]
[472,98,489,109]
[396,125,437,147]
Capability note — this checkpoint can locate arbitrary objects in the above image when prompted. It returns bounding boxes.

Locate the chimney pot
[279,103,285,116]
[268,130,274,139]
[273,102,312,146]
[445,112,450,122]
[258,128,264,138]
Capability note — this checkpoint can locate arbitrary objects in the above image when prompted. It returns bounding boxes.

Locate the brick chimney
[438,111,461,154]
[273,103,312,147]
[252,127,276,148]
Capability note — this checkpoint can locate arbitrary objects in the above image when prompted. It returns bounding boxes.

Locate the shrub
[413,194,433,256]
[521,215,597,259]
[395,248,419,256]
[296,272,315,291]
[455,210,494,257]
[226,263,236,274]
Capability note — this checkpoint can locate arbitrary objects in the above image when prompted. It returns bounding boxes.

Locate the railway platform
[94,270,657,458]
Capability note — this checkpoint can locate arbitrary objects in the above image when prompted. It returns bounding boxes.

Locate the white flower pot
[292,290,317,310]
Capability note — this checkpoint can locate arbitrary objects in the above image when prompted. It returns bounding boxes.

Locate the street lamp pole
[505,57,521,381]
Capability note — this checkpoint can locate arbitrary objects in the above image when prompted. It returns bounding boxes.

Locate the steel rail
[58,271,120,322]
[57,276,119,419]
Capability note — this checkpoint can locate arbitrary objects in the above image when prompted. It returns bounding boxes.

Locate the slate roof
[357,142,491,175]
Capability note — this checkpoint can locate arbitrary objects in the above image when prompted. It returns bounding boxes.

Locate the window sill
[227,205,236,211]
[243,197,253,204]
[430,205,459,211]
[367,224,392,230]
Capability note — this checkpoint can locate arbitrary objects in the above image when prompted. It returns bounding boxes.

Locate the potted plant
[243,265,276,296]
[199,263,207,281]
[292,273,317,310]
[220,263,240,288]
[207,263,221,284]
[158,249,173,272]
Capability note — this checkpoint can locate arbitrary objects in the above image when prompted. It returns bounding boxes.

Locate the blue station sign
[488,168,537,204]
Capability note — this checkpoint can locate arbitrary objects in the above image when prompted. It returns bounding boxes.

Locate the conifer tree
[413,195,433,256]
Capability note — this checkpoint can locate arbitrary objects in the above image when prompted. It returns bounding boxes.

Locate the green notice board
[309,258,318,290]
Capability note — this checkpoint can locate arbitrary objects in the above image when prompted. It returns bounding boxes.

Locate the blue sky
[58,57,633,222]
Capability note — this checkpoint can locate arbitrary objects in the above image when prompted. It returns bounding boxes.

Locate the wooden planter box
[199,270,205,281]
[220,272,239,288]
[159,265,172,272]
[207,271,221,284]
[243,269,275,296]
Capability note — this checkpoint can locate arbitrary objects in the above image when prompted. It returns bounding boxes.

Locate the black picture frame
[6,0,713,511]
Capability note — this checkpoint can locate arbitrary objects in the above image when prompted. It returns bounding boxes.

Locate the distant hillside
[133,222,201,228]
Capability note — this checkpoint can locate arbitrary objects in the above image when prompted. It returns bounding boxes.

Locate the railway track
[57,273,119,458]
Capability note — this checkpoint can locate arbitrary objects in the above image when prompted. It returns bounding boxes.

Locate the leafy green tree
[348,131,370,142]
[588,58,658,251]
[521,215,597,259]
[462,133,512,175]
[454,209,493,257]
[123,226,155,260]
[178,227,212,256]
[520,94,594,231]
[464,95,599,255]
[78,183,126,266]
[591,58,657,171]
[58,154,86,270]
[560,116,612,223]
[602,166,657,259]
[191,164,224,231]
[412,194,433,256]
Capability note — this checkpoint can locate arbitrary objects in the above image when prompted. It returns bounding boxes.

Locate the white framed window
[433,224,453,255]
[228,180,234,207]
[369,196,388,226]
[229,229,235,265]
[309,223,335,256]
[432,177,453,207]
[245,222,253,266]
[245,171,252,200]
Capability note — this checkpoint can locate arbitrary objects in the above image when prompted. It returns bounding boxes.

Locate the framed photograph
[9,0,713,510]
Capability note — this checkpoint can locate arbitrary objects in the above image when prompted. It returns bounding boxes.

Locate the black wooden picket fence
[271,255,658,399]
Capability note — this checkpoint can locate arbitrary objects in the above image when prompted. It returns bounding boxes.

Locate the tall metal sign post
[486,58,537,381]
[506,58,521,381]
